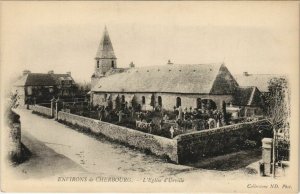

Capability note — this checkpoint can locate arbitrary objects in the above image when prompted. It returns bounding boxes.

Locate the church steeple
[95,26,116,59]
[94,26,117,77]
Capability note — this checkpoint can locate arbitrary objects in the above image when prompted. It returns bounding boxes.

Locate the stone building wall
[94,58,117,76]
[92,92,233,111]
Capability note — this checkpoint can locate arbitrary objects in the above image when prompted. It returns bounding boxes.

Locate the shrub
[243,139,257,149]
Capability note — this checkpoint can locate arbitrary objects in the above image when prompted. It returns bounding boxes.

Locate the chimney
[22,70,31,76]
[167,59,173,65]
[66,71,71,76]
[48,70,54,74]
[129,62,135,68]
[243,72,249,76]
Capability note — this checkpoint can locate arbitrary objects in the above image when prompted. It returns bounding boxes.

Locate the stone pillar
[262,138,273,176]
[50,98,55,118]
[55,99,61,120]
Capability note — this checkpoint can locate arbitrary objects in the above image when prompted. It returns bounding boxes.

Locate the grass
[9,143,32,166]
[184,149,261,171]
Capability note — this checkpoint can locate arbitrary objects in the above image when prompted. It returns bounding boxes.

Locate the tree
[265,78,290,138]
[150,94,155,108]
[265,77,290,177]
[222,101,227,124]
[131,96,138,110]
[115,95,121,111]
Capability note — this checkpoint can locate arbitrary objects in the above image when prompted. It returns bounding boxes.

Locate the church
[90,27,265,115]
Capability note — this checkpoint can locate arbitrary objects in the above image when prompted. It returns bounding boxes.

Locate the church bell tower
[92,26,117,85]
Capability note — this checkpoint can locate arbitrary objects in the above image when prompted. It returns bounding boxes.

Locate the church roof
[234,73,286,93]
[14,73,74,86]
[91,63,239,94]
[95,27,116,59]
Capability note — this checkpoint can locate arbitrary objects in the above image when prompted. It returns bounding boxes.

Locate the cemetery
[34,95,263,140]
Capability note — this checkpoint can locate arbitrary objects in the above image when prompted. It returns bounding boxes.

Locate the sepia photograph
[0,1,299,193]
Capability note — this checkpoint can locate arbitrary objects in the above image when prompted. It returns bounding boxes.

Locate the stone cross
[178,106,183,120]
[117,110,124,122]
[170,126,175,139]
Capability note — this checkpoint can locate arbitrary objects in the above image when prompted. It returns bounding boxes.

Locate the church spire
[95,26,116,59]
[92,26,118,81]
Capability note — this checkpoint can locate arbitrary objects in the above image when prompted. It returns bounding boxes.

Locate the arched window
[176,97,181,108]
[158,96,162,106]
[97,60,100,68]
[111,61,115,68]
[196,98,202,109]
[142,96,146,104]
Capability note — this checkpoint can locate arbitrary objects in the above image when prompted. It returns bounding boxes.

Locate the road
[12,108,261,181]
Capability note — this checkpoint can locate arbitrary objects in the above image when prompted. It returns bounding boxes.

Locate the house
[90,27,266,114]
[13,70,76,105]
[231,86,265,117]
[234,72,287,94]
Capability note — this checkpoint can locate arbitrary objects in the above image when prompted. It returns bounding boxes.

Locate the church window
[112,61,115,68]
[158,96,162,106]
[27,86,33,95]
[142,96,146,104]
[176,97,181,108]
[97,60,100,68]
[121,95,125,103]
[196,98,202,109]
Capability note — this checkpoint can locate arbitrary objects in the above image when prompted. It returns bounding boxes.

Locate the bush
[277,139,290,161]
[243,139,257,149]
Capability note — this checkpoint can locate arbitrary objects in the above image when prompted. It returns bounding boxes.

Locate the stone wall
[29,105,52,117]
[6,109,22,162]
[30,106,271,164]
[175,119,271,163]
[57,111,178,163]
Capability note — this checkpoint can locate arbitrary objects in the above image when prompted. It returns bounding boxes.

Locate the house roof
[234,73,286,93]
[13,73,74,86]
[232,86,264,107]
[50,74,75,85]
[91,63,239,94]
[95,27,116,59]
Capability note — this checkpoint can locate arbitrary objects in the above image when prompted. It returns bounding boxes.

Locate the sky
[1,1,299,84]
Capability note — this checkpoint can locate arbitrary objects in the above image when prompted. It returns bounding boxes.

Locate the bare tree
[265,77,290,177]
